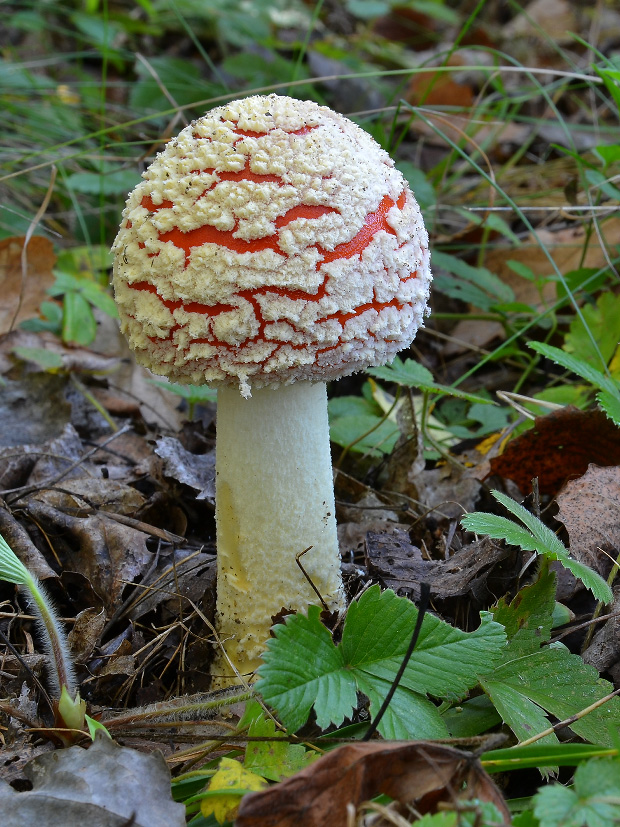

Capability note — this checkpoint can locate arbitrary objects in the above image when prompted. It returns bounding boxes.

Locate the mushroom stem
[212,381,344,685]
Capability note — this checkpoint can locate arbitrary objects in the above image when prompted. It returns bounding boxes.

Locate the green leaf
[367,356,492,404]
[257,586,506,738]
[257,606,356,733]
[80,282,119,318]
[414,801,507,827]
[462,492,613,604]
[328,394,399,455]
[528,341,618,397]
[12,346,64,371]
[396,161,436,211]
[533,757,620,827]
[149,379,217,404]
[480,570,620,747]
[443,695,502,738]
[62,291,97,345]
[563,293,620,372]
[0,532,30,585]
[66,168,142,196]
[597,389,620,426]
[482,742,618,774]
[432,250,514,311]
[242,702,317,781]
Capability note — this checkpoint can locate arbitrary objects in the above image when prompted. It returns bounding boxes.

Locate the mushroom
[112,95,431,685]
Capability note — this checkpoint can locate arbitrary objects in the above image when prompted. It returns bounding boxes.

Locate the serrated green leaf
[597,390,620,426]
[533,757,620,827]
[342,588,506,700]
[354,674,448,739]
[257,586,506,737]
[492,565,556,654]
[462,493,613,604]
[482,675,558,746]
[461,512,542,551]
[492,492,567,558]
[257,605,356,733]
[528,341,618,396]
[482,571,620,746]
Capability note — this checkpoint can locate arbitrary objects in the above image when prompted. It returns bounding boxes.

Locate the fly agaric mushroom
[112,94,431,685]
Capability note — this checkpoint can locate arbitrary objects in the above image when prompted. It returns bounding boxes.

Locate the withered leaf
[0,236,56,335]
[155,436,216,503]
[24,499,152,611]
[235,741,510,827]
[365,529,511,603]
[0,732,185,827]
[490,407,620,496]
[556,464,620,577]
[67,607,107,663]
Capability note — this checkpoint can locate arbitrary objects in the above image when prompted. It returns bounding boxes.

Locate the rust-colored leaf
[489,407,620,496]
[0,236,56,335]
[235,741,510,827]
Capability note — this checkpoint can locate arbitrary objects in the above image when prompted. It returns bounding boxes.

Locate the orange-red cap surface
[112,95,431,397]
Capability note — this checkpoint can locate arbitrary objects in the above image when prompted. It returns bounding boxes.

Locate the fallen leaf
[365,530,513,604]
[503,0,578,44]
[68,607,107,663]
[0,236,56,336]
[235,741,510,827]
[0,732,186,827]
[0,374,72,449]
[556,464,620,576]
[23,499,152,611]
[155,436,216,503]
[582,587,620,673]
[489,408,620,496]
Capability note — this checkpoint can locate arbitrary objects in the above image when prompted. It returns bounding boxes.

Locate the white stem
[213,381,344,685]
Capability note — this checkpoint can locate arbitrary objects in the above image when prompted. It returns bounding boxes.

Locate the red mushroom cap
[112,95,431,397]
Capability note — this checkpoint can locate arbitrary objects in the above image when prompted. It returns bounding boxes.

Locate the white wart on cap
[112,94,431,398]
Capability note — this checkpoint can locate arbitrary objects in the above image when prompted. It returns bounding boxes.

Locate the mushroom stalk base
[212,381,344,686]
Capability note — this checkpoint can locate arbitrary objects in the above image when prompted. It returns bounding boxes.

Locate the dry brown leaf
[67,607,107,663]
[365,530,512,604]
[489,408,620,496]
[556,463,620,576]
[582,586,620,673]
[0,236,56,335]
[503,0,578,44]
[23,499,152,611]
[235,741,510,827]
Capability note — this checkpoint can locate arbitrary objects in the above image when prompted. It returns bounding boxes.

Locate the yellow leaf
[201,758,267,824]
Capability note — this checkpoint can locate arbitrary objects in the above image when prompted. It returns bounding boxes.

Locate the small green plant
[462,491,613,604]
[529,341,620,427]
[0,530,98,740]
[256,584,507,739]
[21,245,118,347]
